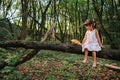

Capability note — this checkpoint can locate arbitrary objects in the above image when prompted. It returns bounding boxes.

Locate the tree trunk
[20,0,28,40]
[37,0,52,40]
[14,49,40,66]
[0,40,120,61]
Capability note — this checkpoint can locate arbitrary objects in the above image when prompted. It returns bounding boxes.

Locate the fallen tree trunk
[0,23,57,69]
[0,40,120,61]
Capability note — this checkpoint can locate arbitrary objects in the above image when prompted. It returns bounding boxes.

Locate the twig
[97,62,120,71]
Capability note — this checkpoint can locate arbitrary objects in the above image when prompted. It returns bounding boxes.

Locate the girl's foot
[82,59,87,63]
[92,62,97,67]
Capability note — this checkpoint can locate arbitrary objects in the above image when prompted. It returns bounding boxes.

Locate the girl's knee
[84,48,88,53]
[92,51,96,54]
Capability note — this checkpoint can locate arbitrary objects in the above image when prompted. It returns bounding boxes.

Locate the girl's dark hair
[84,19,96,29]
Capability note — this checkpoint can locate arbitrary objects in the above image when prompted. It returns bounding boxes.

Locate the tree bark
[37,0,52,40]
[20,0,28,40]
[14,49,40,66]
[0,40,120,61]
[41,23,56,42]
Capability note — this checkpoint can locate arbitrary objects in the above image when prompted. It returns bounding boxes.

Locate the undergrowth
[0,50,120,80]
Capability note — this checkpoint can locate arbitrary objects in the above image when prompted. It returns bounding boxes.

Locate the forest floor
[16,50,120,80]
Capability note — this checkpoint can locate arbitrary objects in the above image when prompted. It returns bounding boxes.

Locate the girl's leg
[82,48,88,63]
[92,51,97,67]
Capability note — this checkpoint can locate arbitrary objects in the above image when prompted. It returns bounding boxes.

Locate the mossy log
[0,40,120,61]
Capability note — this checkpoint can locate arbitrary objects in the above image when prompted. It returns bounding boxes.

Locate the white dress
[82,29,101,52]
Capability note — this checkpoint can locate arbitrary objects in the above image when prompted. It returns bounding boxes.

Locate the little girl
[82,19,102,67]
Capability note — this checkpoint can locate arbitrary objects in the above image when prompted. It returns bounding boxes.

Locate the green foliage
[0,48,30,80]
[1,69,23,80]
[0,19,20,41]
[0,48,19,66]
[6,55,19,66]
[24,76,31,80]
[46,74,55,80]
[60,72,74,79]
[0,66,14,73]
[0,66,22,80]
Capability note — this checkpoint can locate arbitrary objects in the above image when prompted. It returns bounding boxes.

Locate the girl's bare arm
[82,32,87,45]
[95,30,102,47]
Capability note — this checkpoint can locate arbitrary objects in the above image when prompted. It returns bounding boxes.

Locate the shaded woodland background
[0,0,120,48]
[0,0,120,79]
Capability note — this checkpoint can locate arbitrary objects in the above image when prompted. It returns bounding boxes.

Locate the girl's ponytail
[84,19,96,29]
